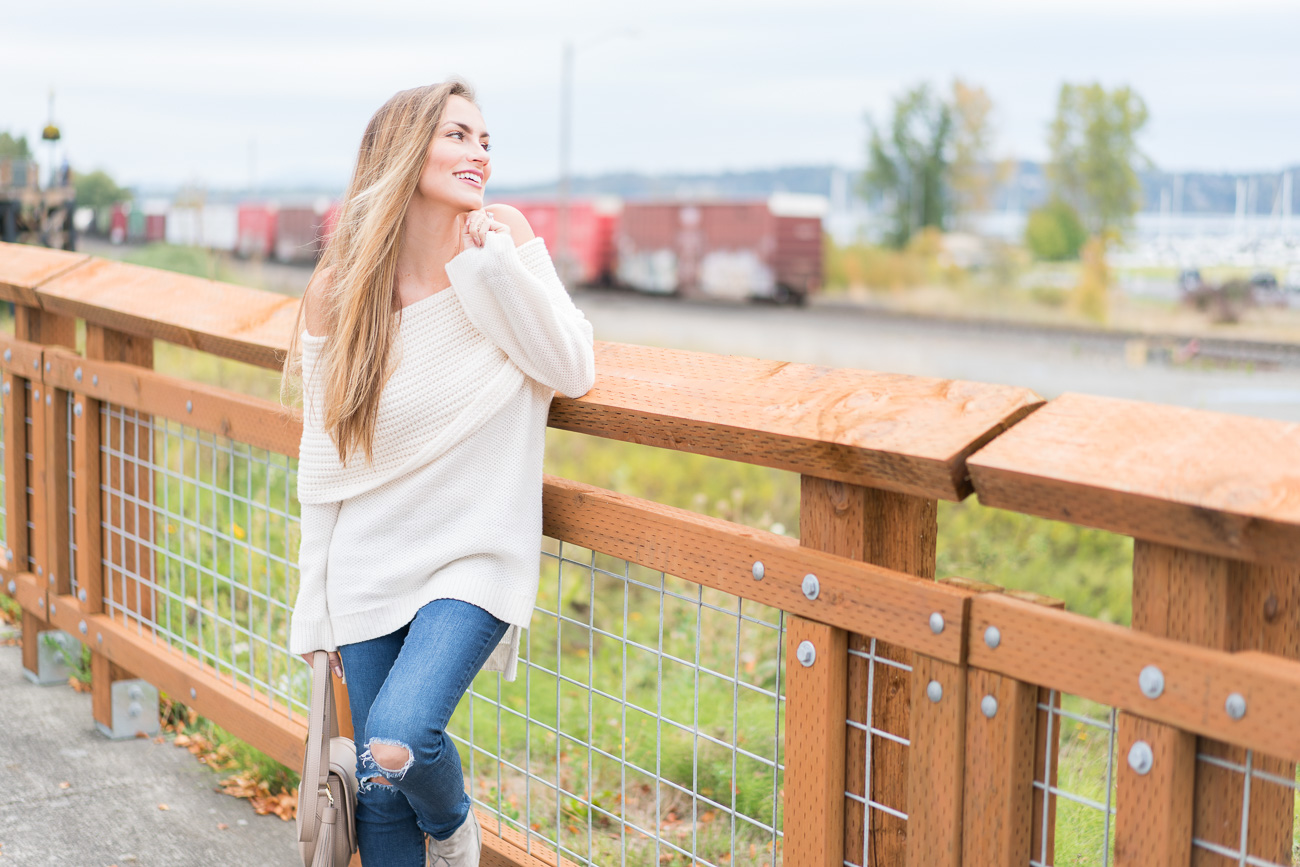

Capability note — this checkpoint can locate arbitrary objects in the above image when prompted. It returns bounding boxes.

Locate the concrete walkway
[0,641,298,866]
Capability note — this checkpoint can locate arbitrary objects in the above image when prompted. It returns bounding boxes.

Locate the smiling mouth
[454,171,483,188]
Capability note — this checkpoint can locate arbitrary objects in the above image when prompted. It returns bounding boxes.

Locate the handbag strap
[299,650,339,844]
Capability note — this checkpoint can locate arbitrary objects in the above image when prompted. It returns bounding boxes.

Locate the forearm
[288,499,342,655]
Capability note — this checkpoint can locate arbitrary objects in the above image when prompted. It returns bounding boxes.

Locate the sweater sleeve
[288,498,342,655]
[445,232,596,399]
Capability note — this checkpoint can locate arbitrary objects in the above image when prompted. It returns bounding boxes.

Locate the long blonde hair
[281,80,476,465]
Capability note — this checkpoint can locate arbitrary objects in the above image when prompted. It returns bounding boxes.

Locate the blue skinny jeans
[337,598,510,867]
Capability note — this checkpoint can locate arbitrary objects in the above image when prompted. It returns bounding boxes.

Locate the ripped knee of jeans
[357,737,414,793]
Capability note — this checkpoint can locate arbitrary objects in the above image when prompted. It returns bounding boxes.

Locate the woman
[282,80,595,867]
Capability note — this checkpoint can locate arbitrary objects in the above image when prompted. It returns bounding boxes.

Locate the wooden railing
[1,240,1296,867]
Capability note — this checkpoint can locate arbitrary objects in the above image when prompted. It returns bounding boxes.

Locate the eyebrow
[444,120,489,139]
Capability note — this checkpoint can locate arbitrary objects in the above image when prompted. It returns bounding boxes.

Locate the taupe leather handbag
[297,651,359,867]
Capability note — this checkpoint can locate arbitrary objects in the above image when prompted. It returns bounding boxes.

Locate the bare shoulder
[301,265,336,338]
[485,204,536,246]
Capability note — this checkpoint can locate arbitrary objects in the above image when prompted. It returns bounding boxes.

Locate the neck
[394,194,465,301]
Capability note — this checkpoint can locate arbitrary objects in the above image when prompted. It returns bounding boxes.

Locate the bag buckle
[320,783,335,806]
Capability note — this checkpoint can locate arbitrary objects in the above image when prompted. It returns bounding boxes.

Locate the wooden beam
[906,654,966,867]
[968,392,1300,566]
[965,593,1300,764]
[961,667,1037,866]
[783,615,849,867]
[541,475,968,663]
[43,347,302,457]
[0,241,88,303]
[1113,713,1195,867]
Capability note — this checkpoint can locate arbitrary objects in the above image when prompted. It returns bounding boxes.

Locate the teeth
[455,172,480,184]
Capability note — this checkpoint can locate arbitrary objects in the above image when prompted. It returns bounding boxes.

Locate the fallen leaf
[157,803,170,811]
[58,781,71,789]
[217,823,229,831]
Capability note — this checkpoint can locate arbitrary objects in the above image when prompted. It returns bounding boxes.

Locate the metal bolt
[38,597,44,609]
[801,573,820,601]
[981,695,999,718]
[129,684,143,700]
[32,359,38,371]
[78,620,87,635]
[96,632,103,644]
[1139,665,1165,699]
[78,588,87,603]
[929,612,945,634]
[189,687,198,700]
[796,640,817,668]
[1128,740,1154,775]
[4,548,10,563]
[74,402,82,417]
[186,400,193,413]
[92,374,98,386]
[49,602,55,616]
[33,388,39,399]
[984,625,1001,649]
[45,393,51,406]
[2,382,8,395]
[926,680,943,703]
[44,361,50,373]
[5,580,14,594]
[2,349,9,362]
[1225,693,1247,721]
[36,565,43,576]
[751,561,764,581]
[74,367,83,382]
[48,571,55,585]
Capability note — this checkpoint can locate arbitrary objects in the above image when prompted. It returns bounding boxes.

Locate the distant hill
[143,162,1298,215]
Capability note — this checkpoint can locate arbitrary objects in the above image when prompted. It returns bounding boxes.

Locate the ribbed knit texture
[288,233,595,682]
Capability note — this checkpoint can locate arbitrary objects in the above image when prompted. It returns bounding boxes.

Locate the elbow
[557,347,596,399]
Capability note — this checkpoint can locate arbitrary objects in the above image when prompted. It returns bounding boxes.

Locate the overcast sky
[4,0,1297,192]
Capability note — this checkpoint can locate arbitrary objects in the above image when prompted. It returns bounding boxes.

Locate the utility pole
[557,40,575,287]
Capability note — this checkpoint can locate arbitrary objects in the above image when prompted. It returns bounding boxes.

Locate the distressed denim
[338,598,510,867]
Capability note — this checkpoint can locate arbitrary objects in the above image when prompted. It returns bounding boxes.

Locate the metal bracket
[23,629,76,685]
[95,678,161,740]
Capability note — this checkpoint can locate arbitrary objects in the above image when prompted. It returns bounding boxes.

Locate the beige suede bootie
[426,809,481,867]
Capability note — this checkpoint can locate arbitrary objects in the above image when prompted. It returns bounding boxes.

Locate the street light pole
[557,39,575,287]
[556,29,636,288]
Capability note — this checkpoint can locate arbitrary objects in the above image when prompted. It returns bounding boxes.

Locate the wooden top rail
[0,242,1042,500]
[968,392,1300,565]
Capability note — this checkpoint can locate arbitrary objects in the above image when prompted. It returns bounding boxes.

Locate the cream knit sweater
[287,232,595,681]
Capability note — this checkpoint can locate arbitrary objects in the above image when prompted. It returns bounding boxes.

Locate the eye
[448,130,464,140]
[481,142,492,153]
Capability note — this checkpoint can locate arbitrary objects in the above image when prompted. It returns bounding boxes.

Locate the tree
[1024,197,1087,260]
[73,169,131,209]
[949,79,1008,222]
[0,132,32,159]
[1046,83,1149,237]
[863,84,953,248]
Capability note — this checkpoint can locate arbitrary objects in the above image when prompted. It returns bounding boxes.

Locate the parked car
[1250,271,1287,308]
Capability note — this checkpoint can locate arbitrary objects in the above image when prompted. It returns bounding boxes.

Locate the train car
[164,204,239,251]
[236,204,277,258]
[144,213,166,243]
[275,206,319,263]
[488,199,618,285]
[616,196,825,304]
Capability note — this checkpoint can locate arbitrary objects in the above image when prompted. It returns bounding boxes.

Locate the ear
[484,204,537,246]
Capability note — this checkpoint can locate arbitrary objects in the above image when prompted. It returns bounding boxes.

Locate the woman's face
[417,95,492,212]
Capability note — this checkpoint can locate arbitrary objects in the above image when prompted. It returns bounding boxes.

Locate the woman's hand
[301,650,344,682]
[460,208,511,251]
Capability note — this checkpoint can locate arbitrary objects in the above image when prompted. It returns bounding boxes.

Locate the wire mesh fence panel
[1189,748,1300,867]
[450,538,788,867]
[1031,691,1118,867]
[843,636,911,867]
[98,404,308,718]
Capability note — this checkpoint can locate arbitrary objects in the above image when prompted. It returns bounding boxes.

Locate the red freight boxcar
[489,199,618,285]
[144,213,166,243]
[236,204,277,258]
[275,206,323,263]
[616,199,823,304]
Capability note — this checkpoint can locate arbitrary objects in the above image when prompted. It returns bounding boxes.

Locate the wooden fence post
[798,476,936,866]
[84,325,154,723]
[13,306,76,676]
[1121,541,1300,867]
[905,654,966,867]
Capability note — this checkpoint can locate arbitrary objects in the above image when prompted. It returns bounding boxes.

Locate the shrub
[1025,198,1087,261]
